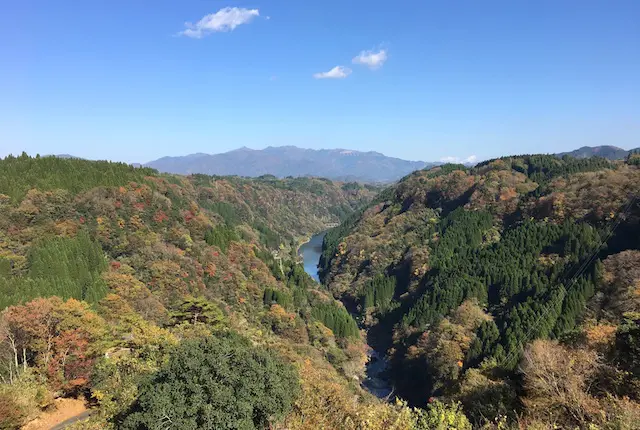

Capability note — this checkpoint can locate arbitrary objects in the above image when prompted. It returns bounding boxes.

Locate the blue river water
[297,231,326,283]
[298,231,394,400]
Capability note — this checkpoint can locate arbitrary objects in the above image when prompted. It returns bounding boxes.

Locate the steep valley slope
[319,154,640,428]
[1,153,639,429]
[0,154,426,430]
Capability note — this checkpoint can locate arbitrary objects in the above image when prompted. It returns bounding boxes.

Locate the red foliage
[182,210,195,222]
[110,261,121,270]
[1,298,104,394]
[153,210,169,223]
[205,262,217,277]
[48,328,94,393]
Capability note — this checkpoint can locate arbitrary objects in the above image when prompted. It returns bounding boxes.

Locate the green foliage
[0,153,155,202]
[0,258,11,277]
[413,400,471,430]
[207,201,242,226]
[204,225,239,253]
[170,297,225,327]
[476,154,612,185]
[626,152,640,166]
[615,314,640,378]
[401,213,602,371]
[327,203,353,221]
[0,231,108,309]
[320,155,623,407]
[118,334,300,430]
[311,302,359,338]
[193,173,376,249]
[319,206,367,281]
[401,209,494,327]
[255,249,314,293]
[362,274,396,310]
[425,163,468,177]
[0,372,53,430]
[0,391,25,430]
[263,288,292,309]
[456,363,518,426]
[254,176,328,196]
[254,223,282,249]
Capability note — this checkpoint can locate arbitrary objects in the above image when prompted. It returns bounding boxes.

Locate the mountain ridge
[556,145,639,160]
[144,146,437,183]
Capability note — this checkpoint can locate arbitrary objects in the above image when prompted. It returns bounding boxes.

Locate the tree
[204,225,239,253]
[119,334,299,430]
[615,314,640,390]
[412,400,471,430]
[362,274,396,310]
[0,230,108,309]
[456,361,518,426]
[0,297,106,393]
[519,339,600,426]
[169,297,225,327]
[311,302,359,338]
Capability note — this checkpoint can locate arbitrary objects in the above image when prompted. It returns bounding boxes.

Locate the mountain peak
[146,146,434,183]
[557,145,638,160]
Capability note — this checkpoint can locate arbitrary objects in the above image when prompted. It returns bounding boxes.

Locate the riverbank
[298,231,393,400]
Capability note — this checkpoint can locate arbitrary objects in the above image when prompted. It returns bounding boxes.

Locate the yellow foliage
[583,322,617,353]
[283,359,417,430]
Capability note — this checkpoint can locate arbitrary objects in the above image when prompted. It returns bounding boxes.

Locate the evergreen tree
[119,334,299,430]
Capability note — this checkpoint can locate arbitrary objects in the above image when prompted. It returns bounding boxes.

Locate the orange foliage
[1,298,106,393]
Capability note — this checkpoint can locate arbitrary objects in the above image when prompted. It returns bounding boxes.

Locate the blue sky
[1,0,639,163]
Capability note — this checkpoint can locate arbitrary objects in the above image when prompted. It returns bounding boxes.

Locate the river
[297,231,326,283]
[298,231,393,400]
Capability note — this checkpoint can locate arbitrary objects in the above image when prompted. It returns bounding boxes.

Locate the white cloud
[180,7,259,38]
[464,155,478,164]
[313,66,352,79]
[440,155,478,164]
[352,49,388,69]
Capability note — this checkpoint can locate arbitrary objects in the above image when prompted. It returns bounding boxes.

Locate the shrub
[0,391,26,430]
[413,400,472,430]
[118,333,299,429]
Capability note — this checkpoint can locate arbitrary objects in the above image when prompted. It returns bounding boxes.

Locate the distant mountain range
[50,145,638,183]
[556,145,639,160]
[145,146,437,183]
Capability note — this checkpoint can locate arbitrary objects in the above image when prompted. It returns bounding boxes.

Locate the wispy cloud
[180,7,259,38]
[313,66,352,79]
[440,155,478,164]
[352,48,388,69]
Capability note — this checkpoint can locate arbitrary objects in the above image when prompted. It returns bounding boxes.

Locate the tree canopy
[119,334,300,430]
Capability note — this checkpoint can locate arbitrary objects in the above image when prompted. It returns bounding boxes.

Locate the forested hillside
[320,154,640,428]
[3,152,639,429]
[1,154,469,430]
